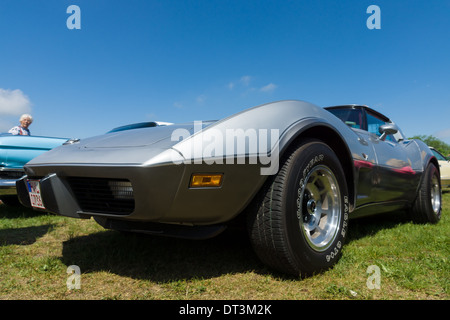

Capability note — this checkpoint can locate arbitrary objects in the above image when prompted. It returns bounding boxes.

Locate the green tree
[409,135,450,157]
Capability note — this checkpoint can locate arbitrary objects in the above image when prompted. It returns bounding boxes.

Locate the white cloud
[240,75,252,86]
[196,94,207,104]
[260,83,277,93]
[173,102,183,109]
[0,88,32,116]
[227,75,252,90]
[227,76,277,96]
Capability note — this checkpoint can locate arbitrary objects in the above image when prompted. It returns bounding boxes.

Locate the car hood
[24,122,216,168]
[82,124,194,149]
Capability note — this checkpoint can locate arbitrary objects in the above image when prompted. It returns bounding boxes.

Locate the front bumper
[0,178,19,196]
[17,161,266,225]
[0,170,25,196]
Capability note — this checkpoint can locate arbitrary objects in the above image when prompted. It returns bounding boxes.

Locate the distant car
[16,100,442,276]
[0,133,68,205]
[429,147,450,187]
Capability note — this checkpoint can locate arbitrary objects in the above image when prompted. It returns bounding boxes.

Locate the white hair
[20,114,33,122]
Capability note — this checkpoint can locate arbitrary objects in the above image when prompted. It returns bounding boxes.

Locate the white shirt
[8,126,31,136]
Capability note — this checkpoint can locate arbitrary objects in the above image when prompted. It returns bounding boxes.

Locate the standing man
[9,114,33,135]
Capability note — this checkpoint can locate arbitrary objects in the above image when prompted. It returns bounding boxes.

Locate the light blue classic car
[0,133,68,205]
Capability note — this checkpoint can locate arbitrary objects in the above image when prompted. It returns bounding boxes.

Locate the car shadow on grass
[346,210,412,243]
[60,224,268,283]
[0,203,56,246]
[0,224,55,246]
[59,210,421,282]
[0,202,47,219]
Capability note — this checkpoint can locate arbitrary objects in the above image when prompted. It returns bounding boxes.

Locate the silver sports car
[16,100,442,276]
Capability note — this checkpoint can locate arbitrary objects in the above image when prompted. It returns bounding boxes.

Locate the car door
[325,107,378,208]
[365,110,419,203]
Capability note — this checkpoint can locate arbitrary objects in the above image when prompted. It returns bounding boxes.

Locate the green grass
[0,191,449,300]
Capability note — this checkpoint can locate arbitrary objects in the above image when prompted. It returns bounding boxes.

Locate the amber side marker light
[190,174,223,188]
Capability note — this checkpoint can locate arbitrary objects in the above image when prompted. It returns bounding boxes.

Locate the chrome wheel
[248,139,348,276]
[409,163,441,224]
[300,165,341,252]
[431,174,441,215]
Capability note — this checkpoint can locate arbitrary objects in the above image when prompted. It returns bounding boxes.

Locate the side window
[366,113,385,136]
[328,108,363,129]
[366,112,396,142]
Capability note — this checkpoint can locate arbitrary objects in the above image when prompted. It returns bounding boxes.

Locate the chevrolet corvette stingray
[16,100,442,276]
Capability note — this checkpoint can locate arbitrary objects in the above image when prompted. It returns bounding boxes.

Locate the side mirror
[379,123,398,141]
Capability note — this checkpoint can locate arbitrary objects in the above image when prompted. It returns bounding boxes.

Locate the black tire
[247,139,349,276]
[409,163,442,224]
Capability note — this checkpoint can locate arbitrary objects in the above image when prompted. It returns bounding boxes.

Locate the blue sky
[1,0,449,143]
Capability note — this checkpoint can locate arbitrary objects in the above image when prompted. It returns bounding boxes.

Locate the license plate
[27,180,46,209]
